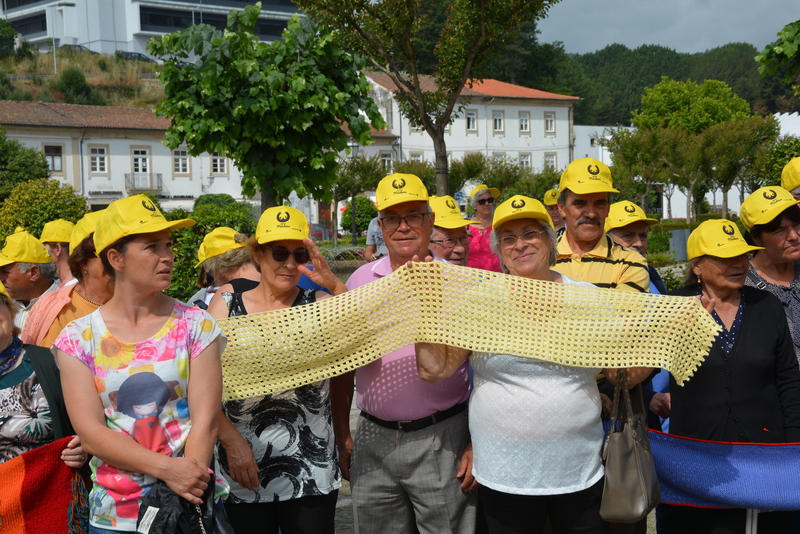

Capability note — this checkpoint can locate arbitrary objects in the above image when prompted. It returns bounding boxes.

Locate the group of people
[2,155,800,534]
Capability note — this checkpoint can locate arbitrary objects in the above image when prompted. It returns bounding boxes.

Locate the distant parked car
[118,51,156,63]
[309,223,332,241]
[59,44,98,55]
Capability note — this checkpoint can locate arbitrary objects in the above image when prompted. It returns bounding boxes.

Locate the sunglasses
[477,197,495,205]
[266,247,311,264]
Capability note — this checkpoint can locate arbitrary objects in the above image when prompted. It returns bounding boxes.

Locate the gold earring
[697,274,701,284]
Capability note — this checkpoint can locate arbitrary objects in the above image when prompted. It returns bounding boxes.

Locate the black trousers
[479,479,607,534]
[224,490,339,534]
[663,504,792,534]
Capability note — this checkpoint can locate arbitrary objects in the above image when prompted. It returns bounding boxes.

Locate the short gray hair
[470,189,490,209]
[17,262,56,280]
[489,220,558,269]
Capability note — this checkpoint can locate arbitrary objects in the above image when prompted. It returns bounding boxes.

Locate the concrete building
[1,0,296,56]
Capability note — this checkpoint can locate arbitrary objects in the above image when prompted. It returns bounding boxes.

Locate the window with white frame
[90,147,106,173]
[212,152,226,174]
[44,145,62,172]
[173,149,189,174]
[381,152,393,173]
[519,112,530,133]
[519,153,531,168]
[466,110,477,132]
[132,149,149,173]
[544,112,556,134]
[410,152,423,162]
[544,153,557,170]
[493,152,506,162]
[493,111,504,133]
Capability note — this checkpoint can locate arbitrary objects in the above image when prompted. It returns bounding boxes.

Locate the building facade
[1,0,296,56]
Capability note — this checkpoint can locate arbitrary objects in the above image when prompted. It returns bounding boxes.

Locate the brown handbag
[599,369,661,523]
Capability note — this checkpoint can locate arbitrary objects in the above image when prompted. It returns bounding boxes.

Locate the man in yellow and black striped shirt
[552,157,650,293]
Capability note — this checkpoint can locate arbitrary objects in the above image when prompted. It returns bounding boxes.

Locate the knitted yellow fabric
[217,262,720,401]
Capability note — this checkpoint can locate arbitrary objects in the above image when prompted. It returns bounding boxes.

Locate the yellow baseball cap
[40,219,75,244]
[0,228,53,266]
[376,173,429,211]
[255,206,309,244]
[469,184,501,199]
[94,195,195,254]
[493,195,553,230]
[740,187,800,231]
[196,227,246,267]
[0,281,10,303]
[781,157,800,193]
[543,189,559,206]
[687,219,763,260]
[429,196,473,229]
[604,201,659,233]
[559,157,618,195]
[69,210,106,254]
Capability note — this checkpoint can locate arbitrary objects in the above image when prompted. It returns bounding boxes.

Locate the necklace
[75,289,103,307]
[0,336,23,375]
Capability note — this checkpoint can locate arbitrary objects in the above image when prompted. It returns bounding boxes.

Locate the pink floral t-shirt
[53,301,225,531]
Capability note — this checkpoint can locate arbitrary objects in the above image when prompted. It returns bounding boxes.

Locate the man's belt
[360,402,467,432]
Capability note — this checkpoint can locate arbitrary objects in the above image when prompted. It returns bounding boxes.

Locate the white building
[1,0,296,56]
[358,72,580,173]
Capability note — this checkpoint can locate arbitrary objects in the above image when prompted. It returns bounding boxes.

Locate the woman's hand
[61,435,88,469]
[222,433,260,491]
[698,294,717,315]
[161,456,211,504]
[299,238,347,296]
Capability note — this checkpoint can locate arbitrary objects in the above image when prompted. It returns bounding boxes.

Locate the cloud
[538,0,799,54]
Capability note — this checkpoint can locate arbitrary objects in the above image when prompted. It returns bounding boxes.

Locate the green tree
[0,179,86,240]
[0,19,15,60]
[165,201,256,301]
[331,155,385,245]
[632,77,750,133]
[341,195,377,237]
[603,127,669,211]
[0,126,51,202]
[298,0,561,196]
[148,7,384,211]
[756,19,800,89]
[193,194,237,210]
[51,68,107,105]
[754,135,800,189]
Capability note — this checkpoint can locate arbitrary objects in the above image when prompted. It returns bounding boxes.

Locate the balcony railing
[124,173,163,192]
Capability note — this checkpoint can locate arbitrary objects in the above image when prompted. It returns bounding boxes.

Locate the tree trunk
[331,195,339,246]
[432,131,449,196]
[721,188,729,220]
[260,181,279,212]
[685,189,693,223]
[666,193,673,220]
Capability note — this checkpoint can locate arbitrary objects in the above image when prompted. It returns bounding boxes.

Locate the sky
[537,0,799,55]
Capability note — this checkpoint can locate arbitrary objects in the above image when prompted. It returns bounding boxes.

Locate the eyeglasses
[380,213,430,231]
[430,235,472,249]
[500,229,547,248]
[266,247,311,264]
[477,197,495,206]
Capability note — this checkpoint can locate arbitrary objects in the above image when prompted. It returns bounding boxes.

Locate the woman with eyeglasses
[207,206,347,534]
[416,196,652,534]
[466,184,503,272]
[741,186,800,366]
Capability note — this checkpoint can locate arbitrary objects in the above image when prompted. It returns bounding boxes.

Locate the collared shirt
[554,234,649,292]
[346,254,471,421]
[13,280,59,331]
[365,217,389,257]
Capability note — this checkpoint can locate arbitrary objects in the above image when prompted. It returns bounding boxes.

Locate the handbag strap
[609,369,634,429]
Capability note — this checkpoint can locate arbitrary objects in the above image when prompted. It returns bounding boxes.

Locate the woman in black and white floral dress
[208,207,347,534]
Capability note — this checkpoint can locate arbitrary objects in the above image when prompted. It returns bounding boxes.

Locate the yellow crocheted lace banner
[217,262,720,400]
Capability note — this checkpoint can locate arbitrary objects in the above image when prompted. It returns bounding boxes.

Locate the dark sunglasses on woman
[477,197,495,205]
[267,247,311,264]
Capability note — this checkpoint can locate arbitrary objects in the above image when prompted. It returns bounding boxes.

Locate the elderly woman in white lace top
[415,195,651,534]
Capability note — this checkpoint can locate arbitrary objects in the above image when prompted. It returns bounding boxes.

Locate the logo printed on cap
[722,225,735,236]
[445,198,456,210]
[277,211,290,223]
[587,165,600,176]
[763,189,778,200]
[511,199,526,209]
[392,178,406,189]
[142,200,157,212]
[624,205,636,213]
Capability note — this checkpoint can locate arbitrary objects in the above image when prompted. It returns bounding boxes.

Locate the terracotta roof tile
[341,122,398,139]
[366,72,580,101]
[0,101,171,130]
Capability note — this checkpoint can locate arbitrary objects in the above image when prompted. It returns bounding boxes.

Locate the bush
[51,67,107,106]
[164,201,257,302]
[0,127,51,202]
[98,59,108,72]
[194,193,237,210]
[697,213,722,223]
[647,229,671,255]
[341,195,377,236]
[0,179,86,240]
[658,264,689,293]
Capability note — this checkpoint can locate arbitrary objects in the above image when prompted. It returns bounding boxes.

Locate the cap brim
[494,211,553,230]
[745,200,800,231]
[436,219,475,229]
[134,218,196,236]
[0,256,13,267]
[706,243,764,259]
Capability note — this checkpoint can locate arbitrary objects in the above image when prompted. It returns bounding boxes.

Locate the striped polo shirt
[554,234,649,293]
